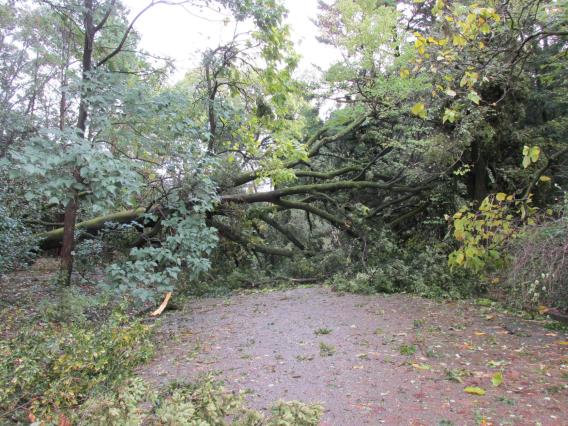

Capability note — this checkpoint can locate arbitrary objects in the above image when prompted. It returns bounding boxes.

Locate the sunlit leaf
[491,372,503,387]
[464,386,486,395]
[411,103,427,119]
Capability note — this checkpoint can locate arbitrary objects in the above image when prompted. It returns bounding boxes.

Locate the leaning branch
[222,180,424,204]
[212,219,295,257]
[232,115,367,186]
[274,199,358,237]
[37,208,145,249]
[256,214,306,251]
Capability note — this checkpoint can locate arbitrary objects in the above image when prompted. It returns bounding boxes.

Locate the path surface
[138,287,568,425]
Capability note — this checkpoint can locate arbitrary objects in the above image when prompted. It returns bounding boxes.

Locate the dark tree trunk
[60,195,77,284]
[469,140,488,202]
[59,0,94,284]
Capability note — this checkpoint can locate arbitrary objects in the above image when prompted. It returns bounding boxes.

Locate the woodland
[0,0,567,424]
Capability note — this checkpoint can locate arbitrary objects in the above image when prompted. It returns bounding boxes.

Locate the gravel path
[138,286,568,425]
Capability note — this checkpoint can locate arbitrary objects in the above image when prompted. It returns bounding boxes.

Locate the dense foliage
[1,0,567,421]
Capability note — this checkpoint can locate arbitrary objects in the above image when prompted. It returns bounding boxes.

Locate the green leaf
[442,108,458,124]
[464,386,486,395]
[467,91,481,105]
[445,88,457,97]
[491,372,503,387]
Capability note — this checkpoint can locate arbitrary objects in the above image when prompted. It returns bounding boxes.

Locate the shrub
[329,229,481,299]
[0,205,37,273]
[499,216,568,311]
[0,309,154,423]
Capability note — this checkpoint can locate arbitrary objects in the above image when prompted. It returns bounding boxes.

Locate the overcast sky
[121,0,340,81]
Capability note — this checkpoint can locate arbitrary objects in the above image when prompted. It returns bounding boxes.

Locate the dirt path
[138,287,568,425]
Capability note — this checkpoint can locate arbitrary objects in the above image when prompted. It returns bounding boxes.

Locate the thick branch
[37,208,145,249]
[222,180,424,204]
[257,214,305,250]
[212,219,295,257]
[294,166,359,179]
[274,199,358,237]
[232,115,367,186]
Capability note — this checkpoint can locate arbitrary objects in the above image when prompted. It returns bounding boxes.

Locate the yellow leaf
[412,363,432,370]
[537,305,549,315]
[453,34,466,47]
[556,341,568,346]
[411,102,427,119]
[539,175,551,182]
[464,386,486,395]
[400,68,410,78]
[530,146,541,162]
[495,193,506,202]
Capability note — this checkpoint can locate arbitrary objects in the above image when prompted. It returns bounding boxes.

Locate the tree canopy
[1,0,567,307]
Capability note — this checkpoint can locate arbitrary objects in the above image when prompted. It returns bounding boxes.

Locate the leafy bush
[74,237,106,275]
[499,215,568,311]
[329,230,481,298]
[0,309,154,423]
[105,214,218,303]
[0,205,37,273]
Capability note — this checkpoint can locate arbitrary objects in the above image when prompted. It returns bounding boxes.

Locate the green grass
[399,343,417,356]
[319,342,336,357]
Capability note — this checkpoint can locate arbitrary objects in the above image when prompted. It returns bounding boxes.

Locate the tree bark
[59,0,94,284]
[38,208,145,250]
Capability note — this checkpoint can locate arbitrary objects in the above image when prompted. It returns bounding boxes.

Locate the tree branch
[212,219,295,257]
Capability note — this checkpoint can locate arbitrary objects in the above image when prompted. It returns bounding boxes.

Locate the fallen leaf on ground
[491,371,503,387]
[412,363,432,371]
[464,386,486,395]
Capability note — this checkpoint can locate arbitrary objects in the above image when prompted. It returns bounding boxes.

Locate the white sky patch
[122,0,340,81]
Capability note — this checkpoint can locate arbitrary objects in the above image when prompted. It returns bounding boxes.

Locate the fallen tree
[36,114,441,257]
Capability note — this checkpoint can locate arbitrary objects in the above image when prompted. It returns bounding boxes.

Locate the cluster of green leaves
[329,230,480,298]
[448,193,539,272]
[408,1,503,123]
[0,309,154,423]
[74,375,323,426]
[0,204,37,273]
[106,211,219,302]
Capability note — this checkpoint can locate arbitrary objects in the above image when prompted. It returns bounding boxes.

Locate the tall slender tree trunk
[469,140,488,203]
[59,0,94,284]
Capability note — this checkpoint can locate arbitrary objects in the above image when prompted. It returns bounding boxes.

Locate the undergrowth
[76,376,323,425]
